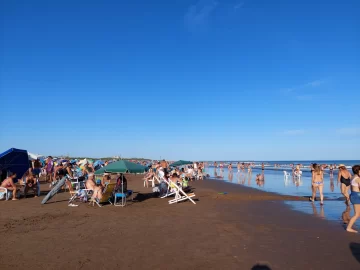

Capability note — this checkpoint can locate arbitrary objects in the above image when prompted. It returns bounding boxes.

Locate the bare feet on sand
[12,198,19,201]
[346,228,358,233]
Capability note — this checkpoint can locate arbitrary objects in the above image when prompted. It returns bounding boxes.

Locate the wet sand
[1,176,359,270]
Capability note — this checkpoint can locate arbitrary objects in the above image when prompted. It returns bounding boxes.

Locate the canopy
[0,148,29,180]
[95,160,146,174]
[170,160,193,167]
[28,152,44,160]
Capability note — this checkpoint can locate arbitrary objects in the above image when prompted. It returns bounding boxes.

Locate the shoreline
[1,175,359,269]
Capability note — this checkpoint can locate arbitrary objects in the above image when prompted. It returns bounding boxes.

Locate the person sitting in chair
[24,172,38,198]
[86,173,102,201]
[1,173,19,200]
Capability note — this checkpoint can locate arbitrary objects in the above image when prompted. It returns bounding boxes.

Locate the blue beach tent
[0,148,29,182]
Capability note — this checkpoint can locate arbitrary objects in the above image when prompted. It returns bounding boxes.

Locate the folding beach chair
[160,177,196,204]
[167,180,196,205]
[68,186,92,206]
[89,182,116,207]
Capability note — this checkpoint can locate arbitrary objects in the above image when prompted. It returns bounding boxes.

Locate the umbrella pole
[122,174,124,206]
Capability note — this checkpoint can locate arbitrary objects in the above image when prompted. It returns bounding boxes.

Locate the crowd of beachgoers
[1,156,359,233]
[0,157,205,205]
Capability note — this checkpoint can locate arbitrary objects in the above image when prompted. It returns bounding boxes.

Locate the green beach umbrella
[170,160,193,167]
[94,160,146,174]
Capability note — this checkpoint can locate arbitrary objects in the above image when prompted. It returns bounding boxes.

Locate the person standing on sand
[261,163,265,171]
[45,156,54,183]
[237,162,241,173]
[346,165,360,233]
[338,164,352,205]
[310,164,324,205]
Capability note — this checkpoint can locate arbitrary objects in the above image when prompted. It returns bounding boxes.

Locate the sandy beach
[1,175,359,270]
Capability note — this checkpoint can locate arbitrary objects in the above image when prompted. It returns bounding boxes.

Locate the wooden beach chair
[90,182,116,207]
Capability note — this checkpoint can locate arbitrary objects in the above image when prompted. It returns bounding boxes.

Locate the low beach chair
[160,177,196,204]
[143,176,155,188]
[168,181,196,205]
[90,182,116,207]
[68,186,92,206]
[0,187,9,200]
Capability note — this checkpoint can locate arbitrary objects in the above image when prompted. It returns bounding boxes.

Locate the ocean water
[205,165,360,229]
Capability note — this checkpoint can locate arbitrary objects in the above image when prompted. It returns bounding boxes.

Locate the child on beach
[346,165,360,233]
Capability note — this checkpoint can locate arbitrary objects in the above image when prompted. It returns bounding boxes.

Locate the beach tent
[0,148,29,182]
[95,160,146,175]
[170,160,193,167]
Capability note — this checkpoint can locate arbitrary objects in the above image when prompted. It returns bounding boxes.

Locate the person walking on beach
[310,164,324,205]
[237,162,241,173]
[45,156,54,183]
[346,165,360,233]
[338,164,352,205]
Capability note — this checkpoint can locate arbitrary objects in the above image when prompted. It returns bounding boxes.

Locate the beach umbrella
[94,160,147,175]
[93,160,104,167]
[170,160,193,167]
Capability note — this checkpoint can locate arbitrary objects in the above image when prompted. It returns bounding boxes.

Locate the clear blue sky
[1,0,359,160]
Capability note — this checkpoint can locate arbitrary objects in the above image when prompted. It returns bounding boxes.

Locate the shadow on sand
[349,242,360,263]
[251,264,271,270]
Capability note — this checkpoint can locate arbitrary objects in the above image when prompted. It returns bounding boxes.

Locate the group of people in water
[309,163,360,233]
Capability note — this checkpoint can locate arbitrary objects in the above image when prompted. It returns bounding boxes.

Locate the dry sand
[0,175,359,270]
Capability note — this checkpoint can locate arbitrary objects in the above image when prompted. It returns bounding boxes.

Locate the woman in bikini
[310,164,324,205]
[1,173,19,200]
[337,164,352,205]
[346,165,360,233]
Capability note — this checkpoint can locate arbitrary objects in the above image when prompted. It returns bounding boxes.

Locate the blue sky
[1,0,359,160]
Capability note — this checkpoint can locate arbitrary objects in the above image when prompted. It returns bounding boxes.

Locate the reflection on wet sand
[342,205,351,225]
[228,171,233,182]
[330,178,334,192]
[236,172,246,185]
[247,172,252,186]
[311,203,325,219]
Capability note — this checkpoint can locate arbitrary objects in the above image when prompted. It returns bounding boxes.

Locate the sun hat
[338,164,346,168]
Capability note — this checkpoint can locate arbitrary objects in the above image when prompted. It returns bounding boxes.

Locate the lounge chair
[89,182,116,207]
